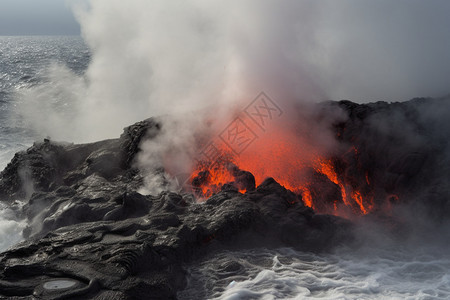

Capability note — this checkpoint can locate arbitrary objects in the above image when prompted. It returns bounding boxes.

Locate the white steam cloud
[15,0,450,143]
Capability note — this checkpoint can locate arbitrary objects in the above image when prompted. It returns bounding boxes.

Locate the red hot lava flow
[181,111,396,218]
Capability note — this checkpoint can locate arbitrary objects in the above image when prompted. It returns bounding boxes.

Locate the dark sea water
[179,247,450,300]
[1,36,450,300]
[0,36,89,250]
[0,36,90,169]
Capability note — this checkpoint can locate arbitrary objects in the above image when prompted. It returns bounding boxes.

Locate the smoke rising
[0,201,26,252]
[14,0,450,143]
[134,113,211,195]
[11,1,450,222]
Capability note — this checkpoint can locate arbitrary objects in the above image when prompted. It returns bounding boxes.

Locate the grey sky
[0,0,80,35]
[1,0,450,103]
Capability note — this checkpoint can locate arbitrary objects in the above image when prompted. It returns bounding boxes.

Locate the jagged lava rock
[2,96,448,298]
[0,116,353,299]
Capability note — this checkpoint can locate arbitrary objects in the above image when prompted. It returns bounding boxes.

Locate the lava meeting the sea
[158,93,410,220]
[186,116,382,218]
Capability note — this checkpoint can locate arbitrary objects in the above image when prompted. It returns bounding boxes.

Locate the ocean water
[0,36,90,170]
[1,36,450,299]
[0,36,90,251]
[179,246,450,300]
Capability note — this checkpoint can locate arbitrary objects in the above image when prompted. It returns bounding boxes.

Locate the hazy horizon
[0,0,81,36]
[1,0,450,107]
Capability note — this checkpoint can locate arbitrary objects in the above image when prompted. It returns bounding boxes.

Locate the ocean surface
[0,36,89,251]
[1,36,450,300]
[179,246,450,300]
[0,36,90,170]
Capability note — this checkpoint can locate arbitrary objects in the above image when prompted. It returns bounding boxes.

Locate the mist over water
[0,36,90,251]
[180,216,450,299]
[0,36,90,168]
[9,0,450,144]
[179,245,450,300]
[0,0,449,297]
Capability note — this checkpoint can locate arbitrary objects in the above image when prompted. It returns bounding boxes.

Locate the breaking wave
[179,246,450,300]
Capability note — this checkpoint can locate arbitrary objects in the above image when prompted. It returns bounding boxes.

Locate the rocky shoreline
[0,114,352,299]
[0,98,448,299]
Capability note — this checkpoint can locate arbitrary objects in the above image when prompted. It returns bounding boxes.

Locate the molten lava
[187,120,389,217]
[190,161,236,198]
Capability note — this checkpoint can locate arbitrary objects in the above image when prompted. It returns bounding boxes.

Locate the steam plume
[14,0,450,143]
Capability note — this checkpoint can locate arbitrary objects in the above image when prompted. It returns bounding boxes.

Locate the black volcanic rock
[0,178,352,299]
[1,97,449,299]
[0,118,353,299]
[328,97,450,219]
[0,118,160,203]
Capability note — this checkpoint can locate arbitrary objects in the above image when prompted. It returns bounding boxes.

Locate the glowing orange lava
[190,162,235,198]
[352,190,368,214]
[188,123,383,217]
[315,158,351,207]
[299,187,313,208]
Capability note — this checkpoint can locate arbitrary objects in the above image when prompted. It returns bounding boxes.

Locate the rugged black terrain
[0,97,449,299]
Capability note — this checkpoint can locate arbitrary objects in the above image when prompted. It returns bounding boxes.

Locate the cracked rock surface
[2,97,448,299]
[0,116,352,299]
